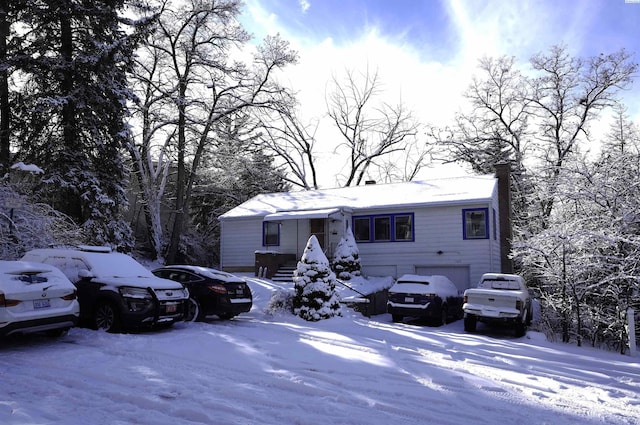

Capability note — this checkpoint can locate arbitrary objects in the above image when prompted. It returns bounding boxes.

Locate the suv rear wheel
[185,297,203,322]
[438,305,448,327]
[95,302,121,333]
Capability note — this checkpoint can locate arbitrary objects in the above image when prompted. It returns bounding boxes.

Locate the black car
[153,265,252,321]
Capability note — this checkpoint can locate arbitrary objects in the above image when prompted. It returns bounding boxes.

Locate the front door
[310,218,326,252]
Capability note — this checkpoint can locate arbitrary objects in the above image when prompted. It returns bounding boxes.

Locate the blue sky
[239,0,640,185]
[242,0,640,63]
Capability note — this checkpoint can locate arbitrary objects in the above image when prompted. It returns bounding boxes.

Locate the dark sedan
[152,265,252,322]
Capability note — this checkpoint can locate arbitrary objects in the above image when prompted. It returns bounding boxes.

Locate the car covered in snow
[0,260,80,337]
[386,274,464,325]
[152,265,252,321]
[21,246,189,332]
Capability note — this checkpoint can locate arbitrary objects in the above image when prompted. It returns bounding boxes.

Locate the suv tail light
[0,294,21,307]
[61,290,77,300]
[516,299,523,311]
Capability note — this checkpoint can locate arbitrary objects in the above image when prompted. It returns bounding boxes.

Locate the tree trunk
[59,8,82,219]
[0,0,9,172]
[166,82,187,264]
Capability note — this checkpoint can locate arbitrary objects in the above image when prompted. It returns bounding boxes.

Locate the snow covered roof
[220,174,497,220]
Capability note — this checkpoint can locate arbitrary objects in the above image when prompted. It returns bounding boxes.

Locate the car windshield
[85,253,154,278]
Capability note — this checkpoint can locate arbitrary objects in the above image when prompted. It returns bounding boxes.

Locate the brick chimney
[495,163,513,273]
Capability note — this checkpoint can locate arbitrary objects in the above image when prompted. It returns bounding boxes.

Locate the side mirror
[78,269,95,279]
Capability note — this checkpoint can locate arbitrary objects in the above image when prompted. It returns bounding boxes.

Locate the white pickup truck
[463,273,532,337]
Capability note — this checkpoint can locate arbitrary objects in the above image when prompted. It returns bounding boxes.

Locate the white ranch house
[219,166,513,292]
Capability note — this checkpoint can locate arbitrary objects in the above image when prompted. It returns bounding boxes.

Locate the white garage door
[414,266,470,292]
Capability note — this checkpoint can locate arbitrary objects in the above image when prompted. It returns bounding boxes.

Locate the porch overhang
[263,207,343,221]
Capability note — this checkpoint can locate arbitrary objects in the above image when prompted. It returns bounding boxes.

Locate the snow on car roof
[0,260,57,276]
[396,274,453,285]
[391,274,458,296]
[24,248,153,278]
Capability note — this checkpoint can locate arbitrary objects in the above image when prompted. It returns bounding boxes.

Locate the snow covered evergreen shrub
[293,235,342,321]
[265,289,295,315]
[331,227,361,280]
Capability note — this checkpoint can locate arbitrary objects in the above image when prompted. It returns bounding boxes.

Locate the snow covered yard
[1,275,639,425]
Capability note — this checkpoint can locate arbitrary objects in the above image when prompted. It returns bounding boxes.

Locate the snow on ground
[1,275,639,425]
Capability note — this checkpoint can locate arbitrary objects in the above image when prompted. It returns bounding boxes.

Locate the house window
[263,221,280,246]
[353,213,414,243]
[374,216,391,241]
[353,217,370,242]
[463,208,489,239]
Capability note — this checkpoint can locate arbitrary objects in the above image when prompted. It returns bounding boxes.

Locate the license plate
[405,297,414,303]
[166,304,177,313]
[34,299,51,309]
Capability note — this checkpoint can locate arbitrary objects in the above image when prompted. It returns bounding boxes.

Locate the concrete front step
[272,268,295,282]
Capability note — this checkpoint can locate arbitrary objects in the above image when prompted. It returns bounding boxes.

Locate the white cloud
[240,2,476,186]
[444,0,597,65]
[299,0,310,14]
[240,0,630,186]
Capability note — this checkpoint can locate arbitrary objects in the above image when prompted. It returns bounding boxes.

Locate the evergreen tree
[10,0,145,250]
[332,226,361,280]
[293,235,341,321]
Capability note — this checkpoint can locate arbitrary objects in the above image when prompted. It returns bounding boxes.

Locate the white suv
[21,246,189,332]
[0,260,80,337]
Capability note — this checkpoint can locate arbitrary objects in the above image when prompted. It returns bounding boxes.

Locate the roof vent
[365,180,376,185]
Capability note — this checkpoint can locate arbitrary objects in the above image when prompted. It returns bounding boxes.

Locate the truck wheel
[392,314,403,323]
[95,302,121,333]
[464,315,477,332]
[515,314,527,337]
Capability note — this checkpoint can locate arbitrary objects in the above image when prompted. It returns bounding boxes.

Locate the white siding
[220,187,502,280]
[220,218,263,270]
[357,203,501,285]
[414,266,470,292]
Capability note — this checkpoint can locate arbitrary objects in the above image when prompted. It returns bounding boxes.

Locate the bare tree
[255,93,320,190]
[434,55,531,174]
[128,0,297,263]
[327,67,420,187]
[527,46,637,229]
[432,46,637,234]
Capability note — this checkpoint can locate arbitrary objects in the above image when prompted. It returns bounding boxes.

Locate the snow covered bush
[265,288,295,315]
[293,235,342,321]
[332,227,361,280]
[0,182,86,260]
